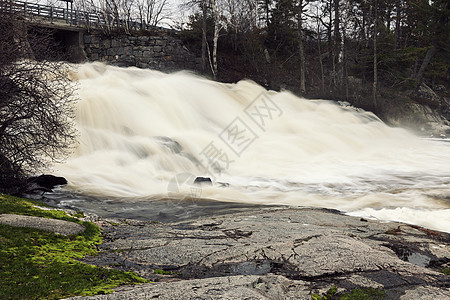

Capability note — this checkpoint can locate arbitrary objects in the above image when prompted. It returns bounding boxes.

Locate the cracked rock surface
[71,207,450,299]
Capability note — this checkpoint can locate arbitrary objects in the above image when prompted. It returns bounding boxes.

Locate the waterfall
[52,62,450,232]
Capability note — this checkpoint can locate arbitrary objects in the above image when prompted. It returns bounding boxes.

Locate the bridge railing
[11,1,78,23]
[7,1,168,32]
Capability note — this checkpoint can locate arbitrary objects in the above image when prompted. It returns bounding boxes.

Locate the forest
[176,0,449,116]
[49,0,449,115]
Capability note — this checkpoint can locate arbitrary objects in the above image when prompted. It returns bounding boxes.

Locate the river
[47,62,450,233]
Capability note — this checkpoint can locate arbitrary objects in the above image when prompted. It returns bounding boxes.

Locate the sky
[32,0,191,28]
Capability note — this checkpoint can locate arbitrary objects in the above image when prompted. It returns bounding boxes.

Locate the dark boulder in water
[155,136,183,154]
[194,177,212,185]
[28,174,68,191]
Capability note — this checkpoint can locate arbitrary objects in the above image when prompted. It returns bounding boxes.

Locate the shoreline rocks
[27,174,68,194]
[68,207,449,299]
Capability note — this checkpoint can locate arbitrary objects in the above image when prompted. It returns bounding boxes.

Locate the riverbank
[1,194,449,299]
[72,206,450,299]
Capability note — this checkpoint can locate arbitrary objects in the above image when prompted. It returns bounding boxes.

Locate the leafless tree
[74,0,116,33]
[183,0,258,77]
[136,0,169,27]
[0,0,77,194]
[224,0,258,50]
[74,0,170,33]
[372,0,377,109]
[210,0,226,78]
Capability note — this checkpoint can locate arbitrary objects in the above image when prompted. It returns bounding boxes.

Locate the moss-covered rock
[0,194,148,299]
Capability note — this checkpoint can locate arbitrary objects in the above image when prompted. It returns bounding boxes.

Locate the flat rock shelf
[66,207,450,299]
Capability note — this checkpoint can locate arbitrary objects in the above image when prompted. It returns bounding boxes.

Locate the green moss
[340,288,385,300]
[153,269,172,275]
[311,287,385,300]
[311,286,337,300]
[73,211,86,219]
[441,268,450,275]
[0,194,148,299]
[153,269,180,275]
[0,194,78,222]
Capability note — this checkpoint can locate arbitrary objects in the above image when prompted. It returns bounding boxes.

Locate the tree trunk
[201,0,207,72]
[361,2,366,41]
[394,0,401,49]
[415,46,436,89]
[372,0,378,110]
[316,14,325,92]
[342,27,348,100]
[298,0,306,94]
[212,0,219,79]
[327,0,336,89]
[333,0,341,86]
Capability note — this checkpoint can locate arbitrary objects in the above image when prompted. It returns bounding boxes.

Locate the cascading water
[51,62,450,232]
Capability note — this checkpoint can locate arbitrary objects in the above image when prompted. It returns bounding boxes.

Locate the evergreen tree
[267,0,297,52]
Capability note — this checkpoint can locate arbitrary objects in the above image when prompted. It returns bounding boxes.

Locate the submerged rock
[154,136,183,154]
[194,177,212,185]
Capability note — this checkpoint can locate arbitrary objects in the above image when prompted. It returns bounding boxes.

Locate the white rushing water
[53,62,450,232]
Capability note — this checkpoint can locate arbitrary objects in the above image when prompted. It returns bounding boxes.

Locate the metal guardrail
[8,0,167,32]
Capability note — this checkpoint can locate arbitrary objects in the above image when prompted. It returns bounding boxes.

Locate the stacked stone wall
[83,32,200,71]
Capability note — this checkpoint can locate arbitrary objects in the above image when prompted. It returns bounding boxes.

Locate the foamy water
[52,63,450,232]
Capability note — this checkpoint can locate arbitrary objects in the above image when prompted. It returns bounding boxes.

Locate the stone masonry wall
[83,32,200,71]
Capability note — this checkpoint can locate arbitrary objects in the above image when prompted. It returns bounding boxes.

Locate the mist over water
[53,63,450,232]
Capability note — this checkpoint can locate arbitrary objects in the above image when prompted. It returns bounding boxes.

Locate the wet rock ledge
[71,207,450,299]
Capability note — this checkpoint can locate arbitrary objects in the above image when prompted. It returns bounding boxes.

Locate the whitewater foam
[52,63,450,232]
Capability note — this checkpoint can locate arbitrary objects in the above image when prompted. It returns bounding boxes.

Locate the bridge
[8,0,162,32]
[2,0,172,63]
[1,1,198,70]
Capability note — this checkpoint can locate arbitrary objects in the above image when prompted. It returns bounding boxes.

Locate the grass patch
[0,194,148,299]
[0,194,76,222]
